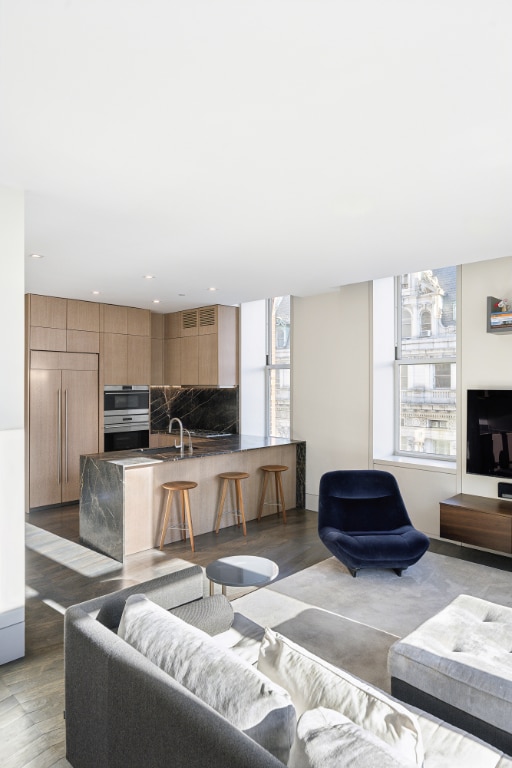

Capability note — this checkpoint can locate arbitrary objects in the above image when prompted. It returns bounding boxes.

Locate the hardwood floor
[2,503,512,767]
[1,503,326,767]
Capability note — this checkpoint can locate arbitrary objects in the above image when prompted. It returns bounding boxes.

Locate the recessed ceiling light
[143,275,155,279]
[152,299,160,304]
[208,287,217,292]
[29,253,44,259]
[92,290,100,295]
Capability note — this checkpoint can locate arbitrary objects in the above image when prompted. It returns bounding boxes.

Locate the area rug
[231,551,512,692]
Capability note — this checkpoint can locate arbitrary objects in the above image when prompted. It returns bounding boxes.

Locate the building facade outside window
[396,268,457,458]
[266,296,291,438]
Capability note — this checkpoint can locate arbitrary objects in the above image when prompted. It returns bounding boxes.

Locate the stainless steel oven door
[103,419,149,453]
[104,385,149,414]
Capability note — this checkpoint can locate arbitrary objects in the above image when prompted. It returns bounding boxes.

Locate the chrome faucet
[168,417,193,456]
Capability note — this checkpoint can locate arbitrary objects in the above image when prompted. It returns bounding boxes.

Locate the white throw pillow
[118,595,296,763]
[289,708,417,768]
[257,627,424,766]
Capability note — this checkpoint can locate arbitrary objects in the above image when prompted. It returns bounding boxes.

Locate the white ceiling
[1,1,511,313]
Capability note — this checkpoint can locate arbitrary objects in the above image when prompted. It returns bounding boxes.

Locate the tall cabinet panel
[29,351,99,509]
[29,367,62,508]
[61,368,99,502]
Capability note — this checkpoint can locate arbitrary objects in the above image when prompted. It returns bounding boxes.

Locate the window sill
[373,455,457,474]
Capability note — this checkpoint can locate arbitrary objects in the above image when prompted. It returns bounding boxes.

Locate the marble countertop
[85,434,303,467]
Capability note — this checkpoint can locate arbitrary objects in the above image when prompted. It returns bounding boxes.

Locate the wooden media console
[440,493,512,554]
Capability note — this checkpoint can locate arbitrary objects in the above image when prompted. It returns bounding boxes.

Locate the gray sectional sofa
[64,564,512,768]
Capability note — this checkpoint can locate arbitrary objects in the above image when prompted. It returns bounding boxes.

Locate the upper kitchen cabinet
[100,303,128,334]
[66,299,100,353]
[100,304,151,385]
[198,305,238,386]
[27,295,100,353]
[150,313,164,385]
[164,312,181,339]
[127,306,151,336]
[28,294,67,351]
[163,305,239,386]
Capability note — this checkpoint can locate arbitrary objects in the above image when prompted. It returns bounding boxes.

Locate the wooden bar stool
[158,480,197,552]
[215,472,249,536]
[257,465,288,524]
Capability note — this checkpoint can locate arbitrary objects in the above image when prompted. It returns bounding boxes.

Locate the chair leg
[257,471,269,521]
[159,489,174,550]
[275,471,287,524]
[183,490,195,552]
[235,478,247,536]
[215,478,228,534]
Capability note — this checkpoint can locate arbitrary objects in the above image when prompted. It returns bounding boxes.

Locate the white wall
[460,255,512,498]
[292,257,512,537]
[0,186,25,664]
[292,284,372,511]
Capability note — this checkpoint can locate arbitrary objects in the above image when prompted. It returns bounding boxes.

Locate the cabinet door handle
[57,389,62,484]
[64,389,68,483]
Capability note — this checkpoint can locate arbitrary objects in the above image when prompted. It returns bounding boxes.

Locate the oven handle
[104,424,150,433]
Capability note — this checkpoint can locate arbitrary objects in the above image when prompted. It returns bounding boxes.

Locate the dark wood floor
[2,503,512,767]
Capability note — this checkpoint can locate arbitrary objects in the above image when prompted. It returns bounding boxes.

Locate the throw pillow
[257,627,424,766]
[118,594,296,764]
[289,707,417,768]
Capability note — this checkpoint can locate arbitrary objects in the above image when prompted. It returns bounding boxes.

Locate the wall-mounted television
[467,389,512,478]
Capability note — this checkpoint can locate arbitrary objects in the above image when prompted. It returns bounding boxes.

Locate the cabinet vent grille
[182,310,198,330]
[199,306,216,328]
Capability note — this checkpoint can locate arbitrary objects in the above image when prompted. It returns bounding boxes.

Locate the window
[420,311,431,336]
[266,297,291,438]
[395,268,457,459]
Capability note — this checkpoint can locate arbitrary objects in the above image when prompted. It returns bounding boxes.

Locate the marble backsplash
[151,386,239,434]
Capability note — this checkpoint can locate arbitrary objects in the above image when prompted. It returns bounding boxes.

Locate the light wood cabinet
[180,336,199,385]
[163,338,181,385]
[30,326,67,352]
[66,300,100,352]
[66,330,99,354]
[29,351,98,508]
[101,304,127,334]
[29,294,67,329]
[101,333,128,385]
[162,305,238,386]
[180,309,199,337]
[127,307,150,336]
[67,300,100,332]
[127,335,151,384]
[150,313,164,384]
[164,312,180,339]
[100,305,151,385]
[198,305,238,385]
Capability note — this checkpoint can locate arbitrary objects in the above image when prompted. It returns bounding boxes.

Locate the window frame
[265,297,291,439]
[394,273,457,461]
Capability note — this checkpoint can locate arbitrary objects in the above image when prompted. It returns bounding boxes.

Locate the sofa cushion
[257,627,424,766]
[118,594,296,764]
[289,707,417,768]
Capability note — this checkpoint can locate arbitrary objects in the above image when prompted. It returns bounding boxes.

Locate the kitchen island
[80,435,306,562]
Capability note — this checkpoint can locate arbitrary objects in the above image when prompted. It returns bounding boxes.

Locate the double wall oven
[104,385,150,452]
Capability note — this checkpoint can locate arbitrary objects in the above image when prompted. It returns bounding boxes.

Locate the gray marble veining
[150,386,239,434]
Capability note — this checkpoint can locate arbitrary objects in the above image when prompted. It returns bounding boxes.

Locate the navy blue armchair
[318,470,429,577]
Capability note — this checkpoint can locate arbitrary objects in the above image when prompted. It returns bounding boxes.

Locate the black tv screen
[467,389,512,477]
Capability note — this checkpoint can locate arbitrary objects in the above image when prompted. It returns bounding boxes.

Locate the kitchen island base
[80,437,305,562]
